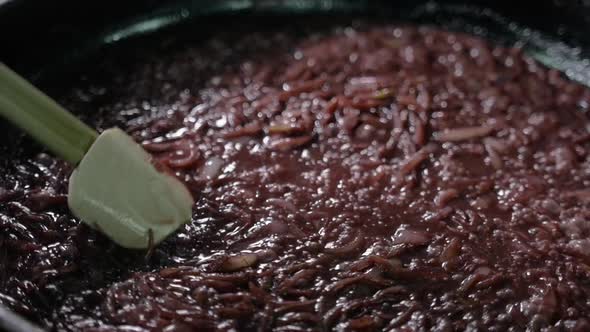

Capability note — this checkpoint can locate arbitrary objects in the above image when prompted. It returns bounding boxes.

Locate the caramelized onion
[434,125,493,142]
[220,254,258,272]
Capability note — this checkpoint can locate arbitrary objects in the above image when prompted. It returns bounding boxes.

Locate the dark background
[2,0,590,77]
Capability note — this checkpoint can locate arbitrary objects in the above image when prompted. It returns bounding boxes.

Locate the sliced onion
[399,144,436,176]
[200,156,224,179]
[167,148,200,169]
[220,253,258,272]
[434,125,493,142]
[392,229,429,246]
[268,135,313,152]
[267,219,289,234]
[435,188,459,207]
[267,198,297,213]
[324,233,365,256]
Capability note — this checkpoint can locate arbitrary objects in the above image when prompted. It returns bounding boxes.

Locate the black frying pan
[1,0,590,330]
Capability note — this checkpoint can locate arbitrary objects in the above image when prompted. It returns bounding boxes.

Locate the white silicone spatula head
[0,63,194,249]
[68,128,193,248]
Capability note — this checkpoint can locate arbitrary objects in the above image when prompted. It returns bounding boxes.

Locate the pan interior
[2,0,590,331]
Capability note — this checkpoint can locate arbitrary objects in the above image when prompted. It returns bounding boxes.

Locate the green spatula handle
[0,63,98,164]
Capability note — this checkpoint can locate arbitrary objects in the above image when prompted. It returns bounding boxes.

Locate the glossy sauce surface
[2,21,590,331]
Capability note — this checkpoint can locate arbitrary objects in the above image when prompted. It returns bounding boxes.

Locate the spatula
[0,63,194,249]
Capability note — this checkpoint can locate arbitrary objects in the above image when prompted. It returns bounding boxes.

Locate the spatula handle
[0,63,98,164]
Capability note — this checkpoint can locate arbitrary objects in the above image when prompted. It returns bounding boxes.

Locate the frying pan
[1,0,590,330]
